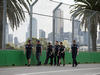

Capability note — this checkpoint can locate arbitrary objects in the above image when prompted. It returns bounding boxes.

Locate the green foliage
[5,43,14,49]
[70,0,100,51]
[39,38,48,50]
[25,38,48,50]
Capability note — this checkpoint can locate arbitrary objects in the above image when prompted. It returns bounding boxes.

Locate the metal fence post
[52,3,62,46]
[29,0,38,41]
[2,0,7,49]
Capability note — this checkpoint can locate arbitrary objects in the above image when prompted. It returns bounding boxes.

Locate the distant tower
[8,34,13,43]
[39,29,45,38]
[26,27,29,40]
[32,17,37,38]
[55,9,64,41]
[14,37,18,47]
[5,23,9,43]
[74,20,80,42]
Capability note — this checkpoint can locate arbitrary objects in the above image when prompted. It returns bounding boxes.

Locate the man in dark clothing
[24,40,34,66]
[54,41,60,66]
[35,40,42,66]
[69,40,79,67]
[44,42,54,66]
[58,42,66,66]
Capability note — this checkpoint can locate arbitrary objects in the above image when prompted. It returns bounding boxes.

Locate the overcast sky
[8,0,75,43]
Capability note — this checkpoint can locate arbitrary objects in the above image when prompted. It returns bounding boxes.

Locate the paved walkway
[0,64,100,75]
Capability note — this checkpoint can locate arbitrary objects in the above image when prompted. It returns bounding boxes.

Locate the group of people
[24,40,79,67]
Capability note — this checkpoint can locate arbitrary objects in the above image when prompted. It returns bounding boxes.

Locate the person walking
[44,42,54,66]
[69,40,79,67]
[54,41,60,66]
[58,42,66,66]
[24,40,34,66]
[35,40,42,66]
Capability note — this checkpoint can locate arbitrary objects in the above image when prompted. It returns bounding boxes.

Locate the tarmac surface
[0,64,100,75]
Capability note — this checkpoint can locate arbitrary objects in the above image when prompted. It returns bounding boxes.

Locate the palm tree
[70,0,100,51]
[0,0,32,49]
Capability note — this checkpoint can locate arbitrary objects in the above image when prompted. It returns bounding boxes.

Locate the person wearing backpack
[35,40,42,66]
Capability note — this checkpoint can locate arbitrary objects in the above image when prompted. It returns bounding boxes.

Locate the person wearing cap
[58,42,66,66]
[54,41,60,66]
[35,40,42,66]
[24,40,34,66]
[44,42,54,66]
[69,40,79,67]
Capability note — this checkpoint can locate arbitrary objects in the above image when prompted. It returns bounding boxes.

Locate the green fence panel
[0,50,100,66]
[77,52,91,63]
[90,52,100,63]
[0,50,6,66]
[65,52,72,64]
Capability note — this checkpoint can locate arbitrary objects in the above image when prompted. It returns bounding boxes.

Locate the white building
[5,23,9,43]
[8,34,13,43]
[55,9,64,41]
[32,17,37,38]
[14,37,19,47]
[26,17,37,40]
[74,20,80,42]
[39,29,45,38]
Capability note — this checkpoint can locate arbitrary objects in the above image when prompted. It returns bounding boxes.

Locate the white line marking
[85,73,100,75]
[15,67,100,75]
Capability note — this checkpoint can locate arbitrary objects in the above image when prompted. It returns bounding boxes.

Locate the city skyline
[7,0,100,43]
[8,0,74,43]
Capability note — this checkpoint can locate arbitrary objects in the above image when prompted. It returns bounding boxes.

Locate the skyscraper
[48,32,53,43]
[32,17,37,38]
[55,9,64,41]
[27,17,37,39]
[98,31,100,44]
[8,34,13,43]
[74,20,81,42]
[39,29,45,38]
[26,32,29,40]
[14,37,18,47]
[26,27,29,40]
[5,23,9,43]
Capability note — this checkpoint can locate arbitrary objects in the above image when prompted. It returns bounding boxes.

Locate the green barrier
[0,50,100,66]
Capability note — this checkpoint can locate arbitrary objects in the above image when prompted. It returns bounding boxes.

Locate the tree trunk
[0,7,3,49]
[90,23,97,52]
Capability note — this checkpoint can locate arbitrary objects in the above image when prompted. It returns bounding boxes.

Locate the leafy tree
[0,0,32,49]
[70,0,100,51]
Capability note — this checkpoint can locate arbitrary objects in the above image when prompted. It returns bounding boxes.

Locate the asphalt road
[0,64,100,75]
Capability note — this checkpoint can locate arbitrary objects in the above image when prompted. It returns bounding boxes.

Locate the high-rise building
[26,27,29,40]
[48,32,53,43]
[14,37,18,47]
[8,34,13,43]
[5,23,9,43]
[27,17,37,39]
[98,31,100,44]
[32,17,37,38]
[63,32,72,43]
[79,31,92,46]
[39,29,45,38]
[55,9,64,41]
[26,32,29,40]
[74,20,81,42]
